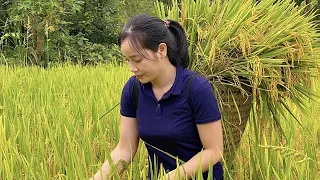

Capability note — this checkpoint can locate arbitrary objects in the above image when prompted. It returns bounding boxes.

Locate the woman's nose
[128,62,138,73]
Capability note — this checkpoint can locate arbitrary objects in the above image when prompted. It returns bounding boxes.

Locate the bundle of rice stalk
[155,0,320,164]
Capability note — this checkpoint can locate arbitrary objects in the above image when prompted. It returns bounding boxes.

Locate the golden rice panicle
[248,56,263,97]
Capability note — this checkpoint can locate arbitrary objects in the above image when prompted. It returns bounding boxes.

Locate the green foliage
[10,0,319,68]
[0,1,8,27]
[0,0,83,66]
[65,0,125,44]
[54,33,123,65]
[0,0,184,66]
[7,0,82,60]
[0,0,127,66]
[123,0,156,18]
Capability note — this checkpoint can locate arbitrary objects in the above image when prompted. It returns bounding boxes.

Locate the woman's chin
[136,75,146,83]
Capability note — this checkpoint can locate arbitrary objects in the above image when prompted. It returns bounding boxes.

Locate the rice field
[0,63,319,179]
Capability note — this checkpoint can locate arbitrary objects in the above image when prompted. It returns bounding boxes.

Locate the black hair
[118,14,189,68]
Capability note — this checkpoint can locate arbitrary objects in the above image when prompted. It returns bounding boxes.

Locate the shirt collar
[142,65,184,97]
[168,65,184,95]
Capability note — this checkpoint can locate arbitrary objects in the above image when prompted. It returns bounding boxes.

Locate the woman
[91,14,223,180]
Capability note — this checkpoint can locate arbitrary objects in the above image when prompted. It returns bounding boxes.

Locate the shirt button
[157,104,160,107]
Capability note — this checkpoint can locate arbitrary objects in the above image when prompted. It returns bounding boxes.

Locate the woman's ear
[158,43,167,58]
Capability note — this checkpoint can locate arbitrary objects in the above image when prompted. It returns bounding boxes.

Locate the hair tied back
[163,20,170,27]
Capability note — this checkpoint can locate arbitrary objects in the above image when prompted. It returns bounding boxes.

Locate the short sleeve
[188,76,221,124]
[120,76,137,118]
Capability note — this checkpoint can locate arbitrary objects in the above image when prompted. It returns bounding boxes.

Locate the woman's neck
[151,63,176,90]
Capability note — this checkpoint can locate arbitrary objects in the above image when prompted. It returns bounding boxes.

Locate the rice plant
[0,63,319,179]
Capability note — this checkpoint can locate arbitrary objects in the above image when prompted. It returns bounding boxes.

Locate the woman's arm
[90,115,139,180]
[166,120,223,180]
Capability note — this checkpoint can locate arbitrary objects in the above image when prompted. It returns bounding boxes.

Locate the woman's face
[121,39,162,84]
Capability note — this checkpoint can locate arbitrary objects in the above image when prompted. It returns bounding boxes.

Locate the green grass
[0,64,319,179]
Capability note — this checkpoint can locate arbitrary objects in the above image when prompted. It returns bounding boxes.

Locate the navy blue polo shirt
[120,65,223,180]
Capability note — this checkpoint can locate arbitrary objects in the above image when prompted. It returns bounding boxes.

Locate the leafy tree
[123,0,156,18]
[0,0,10,41]
[65,0,125,45]
[5,0,82,64]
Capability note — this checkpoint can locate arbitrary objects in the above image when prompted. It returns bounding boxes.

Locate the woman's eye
[135,59,142,62]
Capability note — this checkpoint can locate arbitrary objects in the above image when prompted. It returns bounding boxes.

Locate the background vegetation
[0,0,158,66]
[1,0,319,66]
